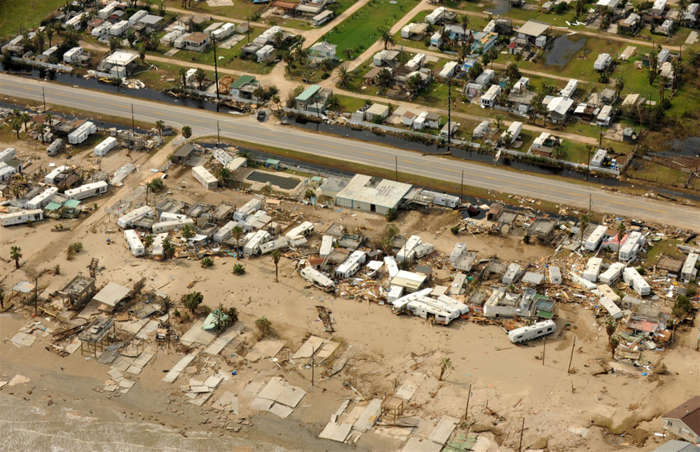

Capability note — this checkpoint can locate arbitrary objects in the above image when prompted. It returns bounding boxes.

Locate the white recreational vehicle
[64,181,109,200]
[260,237,288,254]
[94,136,118,157]
[508,320,556,344]
[124,229,145,256]
[0,209,44,227]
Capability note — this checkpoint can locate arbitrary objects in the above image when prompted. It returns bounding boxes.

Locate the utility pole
[131,104,135,138]
[217,120,221,145]
[42,87,46,111]
[394,156,398,181]
[34,274,39,316]
[310,344,320,386]
[460,169,464,203]
[463,383,472,424]
[212,36,220,105]
[518,418,525,452]
[447,76,452,155]
[588,193,592,216]
[567,336,576,373]
[542,337,546,366]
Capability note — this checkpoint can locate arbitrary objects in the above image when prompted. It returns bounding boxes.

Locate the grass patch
[323,0,420,59]
[643,238,683,267]
[332,94,370,113]
[0,0,64,40]
[627,160,690,187]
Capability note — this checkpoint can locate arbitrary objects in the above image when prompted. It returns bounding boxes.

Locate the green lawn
[148,26,275,74]
[392,10,490,52]
[323,0,421,59]
[332,94,370,113]
[0,0,64,40]
[497,33,628,83]
[163,0,320,30]
[627,160,689,187]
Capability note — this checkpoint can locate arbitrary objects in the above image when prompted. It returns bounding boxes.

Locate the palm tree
[194,68,206,90]
[438,357,452,381]
[380,27,394,50]
[459,15,470,47]
[272,249,281,282]
[179,67,187,89]
[138,44,146,63]
[578,214,590,247]
[10,116,22,139]
[605,318,617,340]
[10,246,22,269]
[338,64,350,88]
[232,225,243,256]
[46,25,54,48]
[155,120,165,137]
[616,221,626,241]
[609,335,619,359]
[20,112,30,134]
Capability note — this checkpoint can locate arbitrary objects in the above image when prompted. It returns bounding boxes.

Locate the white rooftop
[336,174,412,210]
[104,50,138,66]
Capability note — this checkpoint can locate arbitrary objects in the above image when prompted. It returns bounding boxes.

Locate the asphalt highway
[1,73,698,231]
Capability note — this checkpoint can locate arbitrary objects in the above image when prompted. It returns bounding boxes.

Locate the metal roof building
[335,174,412,215]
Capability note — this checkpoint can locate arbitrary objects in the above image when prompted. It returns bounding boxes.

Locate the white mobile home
[192,166,218,190]
[391,270,428,292]
[159,212,189,222]
[285,221,314,241]
[98,1,120,19]
[94,136,118,157]
[214,220,237,242]
[599,262,625,285]
[300,266,335,291]
[681,252,698,283]
[508,320,556,344]
[124,229,145,256]
[234,198,262,221]
[397,235,423,264]
[259,237,288,254]
[44,165,69,185]
[212,22,236,41]
[599,295,622,319]
[67,121,96,145]
[335,250,367,279]
[320,235,334,257]
[481,85,501,108]
[384,256,399,278]
[117,205,154,228]
[0,209,44,227]
[583,257,603,282]
[623,267,651,296]
[404,294,468,325]
[584,224,608,251]
[501,121,522,144]
[619,231,645,261]
[502,263,522,285]
[110,20,129,37]
[0,147,16,163]
[26,187,58,210]
[243,229,271,256]
[0,163,17,182]
[151,232,168,257]
[64,181,109,200]
[151,217,194,233]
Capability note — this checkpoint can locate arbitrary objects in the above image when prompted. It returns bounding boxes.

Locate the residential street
[2,73,697,231]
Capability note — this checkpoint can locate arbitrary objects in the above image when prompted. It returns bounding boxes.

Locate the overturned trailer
[508,320,556,344]
[300,266,335,291]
